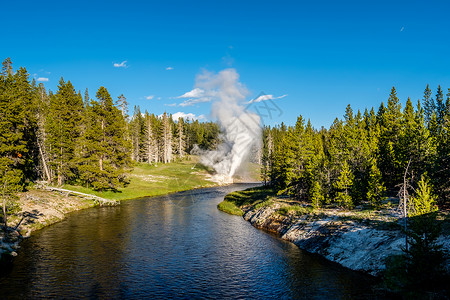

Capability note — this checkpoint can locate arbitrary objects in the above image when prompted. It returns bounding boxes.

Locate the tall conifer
[78,87,131,190]
[45,78,83,185]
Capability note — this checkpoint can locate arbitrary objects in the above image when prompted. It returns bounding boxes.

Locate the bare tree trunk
[58,146,63,186]
[402,158,412,252]
[161,113,172,163]
[37,140,51,183]
[145,116,156,164]
[2,181,7,230]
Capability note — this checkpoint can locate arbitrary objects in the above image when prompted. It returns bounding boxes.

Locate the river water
[0,184,377,299]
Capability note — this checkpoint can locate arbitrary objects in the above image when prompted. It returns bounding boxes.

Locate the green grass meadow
[63,158,217,201]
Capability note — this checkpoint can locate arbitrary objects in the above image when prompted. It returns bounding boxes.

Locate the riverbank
[218,186,450,278]
[0,188,98,261]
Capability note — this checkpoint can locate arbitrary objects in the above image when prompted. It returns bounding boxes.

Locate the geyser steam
[193,69,261,183]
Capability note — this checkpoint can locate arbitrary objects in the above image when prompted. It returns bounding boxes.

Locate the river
[0,184,377,299]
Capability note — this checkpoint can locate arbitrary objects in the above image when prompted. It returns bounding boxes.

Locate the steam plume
[192,69,261,183]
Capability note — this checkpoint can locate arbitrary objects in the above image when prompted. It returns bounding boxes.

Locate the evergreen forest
[0,58,220,212]
[261,85,450,210]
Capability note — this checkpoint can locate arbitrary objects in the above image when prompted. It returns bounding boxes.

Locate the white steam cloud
[192,69,261,183]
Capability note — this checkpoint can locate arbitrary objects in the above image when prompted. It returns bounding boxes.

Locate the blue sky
[3,0,450,128]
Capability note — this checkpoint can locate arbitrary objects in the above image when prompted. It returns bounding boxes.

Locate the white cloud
[146,95,155,100]
[179,97,212,107]
[171,112,206,121]
[176,87,217,106]
[177,88,205,98]
[248,94,287,104]
[165,103,177,107]
[166,67,174,70]
[113,61,128,68]
[37,77,49,82]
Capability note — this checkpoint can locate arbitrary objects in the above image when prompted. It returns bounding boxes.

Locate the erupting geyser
[192,69,261,183]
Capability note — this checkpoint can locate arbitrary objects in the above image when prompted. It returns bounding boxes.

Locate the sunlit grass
[276,204,312,216]
[217,186,275,215]
[63,158,216,201]
[217,201,244,216]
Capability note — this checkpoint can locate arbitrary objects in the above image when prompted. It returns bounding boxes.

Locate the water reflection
[0,184,377,299]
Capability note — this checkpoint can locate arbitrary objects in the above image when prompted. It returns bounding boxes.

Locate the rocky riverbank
[243,202,450,276]
[0,188,100,261]
[218,187,450,277]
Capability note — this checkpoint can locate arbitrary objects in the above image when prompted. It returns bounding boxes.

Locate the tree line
[261,85,450,209]
[0,58,220,207]
[128,107,220,165]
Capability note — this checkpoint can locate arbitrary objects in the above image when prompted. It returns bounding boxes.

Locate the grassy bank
[217,186,276,215]
[63,158,218,201]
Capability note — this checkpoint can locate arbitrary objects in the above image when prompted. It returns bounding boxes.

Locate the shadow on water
[0,184,382,299]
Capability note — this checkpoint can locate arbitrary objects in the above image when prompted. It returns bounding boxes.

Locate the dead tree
[397,158,414,252]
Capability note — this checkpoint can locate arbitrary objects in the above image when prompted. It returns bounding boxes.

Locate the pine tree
[0,60,31,228]
[422,84,435,126]
[378,87,403,189]
[14,67,38,181]
[261,127,274,185]
[366,159,386,207]
[445,88,450,122]
[376,101,386,127]
[130,106,145,162]
[45,78,84,185]
[435,85,445,127]
[428,112,439,143]
[174,117,186,159]
[268,124,290,190]
[399,97,430,177]
[116,94,128,118]
[78,87,131,191]
[1,57,13,76]
[84,88,90,108]
[309,181,324,209]
[334,161,354,209]
[143,112,158,164]
[432,118,450,202]
[409,174,438,217]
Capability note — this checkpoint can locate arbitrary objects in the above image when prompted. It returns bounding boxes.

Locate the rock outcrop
[243,203,449,276]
